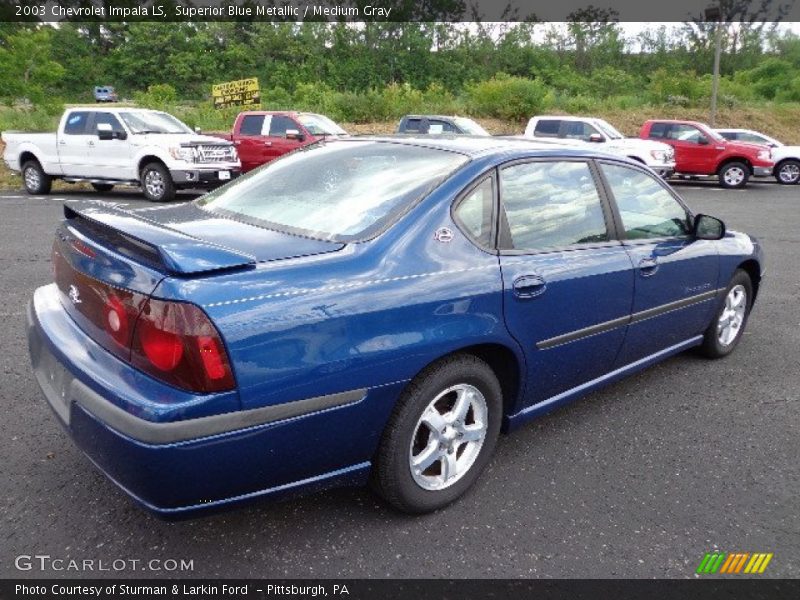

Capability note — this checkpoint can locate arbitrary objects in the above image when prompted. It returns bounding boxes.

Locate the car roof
[401,115,469,121]
[531,115,603,122]
[334,135,618,160]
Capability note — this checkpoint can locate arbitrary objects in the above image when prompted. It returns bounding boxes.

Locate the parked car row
[3,106,796,204]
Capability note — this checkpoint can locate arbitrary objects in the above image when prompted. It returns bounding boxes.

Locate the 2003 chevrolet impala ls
[27,137,763,516]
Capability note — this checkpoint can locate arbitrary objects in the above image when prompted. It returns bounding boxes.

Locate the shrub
[465,73,550,121]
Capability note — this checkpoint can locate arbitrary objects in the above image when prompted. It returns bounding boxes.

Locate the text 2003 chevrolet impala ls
[27,137,763,515]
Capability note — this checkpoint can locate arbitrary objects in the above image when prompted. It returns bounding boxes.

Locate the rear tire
[91,183,114,193]
[140,162,175,202]
[699,269,753,358]
[22,160,52,195]
[372,354,503,514]
[775,159,800,185]
[718,161,749,189]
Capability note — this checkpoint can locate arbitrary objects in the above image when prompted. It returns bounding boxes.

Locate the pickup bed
[523,115,676,177]
[639,119,774,188]
[2,107,240,202]
[213,111,347,172]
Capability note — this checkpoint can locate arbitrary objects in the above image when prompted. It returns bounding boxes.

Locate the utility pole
[706,5,723,126]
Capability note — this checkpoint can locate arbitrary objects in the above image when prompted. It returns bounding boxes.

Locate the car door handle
[58,140,66,145]
[263,141,272,146]
[87,141,95,147]
[638,257,659,277]
[234,140,241,145]
[513,275,547,298]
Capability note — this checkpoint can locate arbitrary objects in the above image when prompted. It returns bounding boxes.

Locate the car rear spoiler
[63,200,256,276]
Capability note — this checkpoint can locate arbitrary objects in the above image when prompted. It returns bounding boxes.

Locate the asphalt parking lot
[1,181,797,579]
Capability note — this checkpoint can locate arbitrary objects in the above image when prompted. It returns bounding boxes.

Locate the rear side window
[429,120,457,134]
[239,115,265,136]
[717,131,737,141]
[454,177,494,247]
[601,163,690,239]
[648,123,669,139]
[64,112,90,135]
[403,119,421,133]
[269,115,298,137]
[500,161,609,251]
[533,119,561,137]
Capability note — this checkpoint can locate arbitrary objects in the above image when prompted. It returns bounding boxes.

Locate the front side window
[197,141,469,242]
[93,112,124,133]
[562,121,600,142]
[601,163,690,240]
[268,115,298,137]
[454,177,493,247]
[500,161,609,251]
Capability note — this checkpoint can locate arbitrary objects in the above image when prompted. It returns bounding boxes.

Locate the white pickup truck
[2,107,241,202]
[523,115,676,177]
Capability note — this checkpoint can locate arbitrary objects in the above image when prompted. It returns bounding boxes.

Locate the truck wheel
[91,183,114,193]
[22,160,52,195]
[140,162,175,202]
[372,354,503,513]
[775,159,800,185]
[718,162,749,189]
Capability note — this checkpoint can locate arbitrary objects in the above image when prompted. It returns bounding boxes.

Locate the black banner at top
[3,0,800,23]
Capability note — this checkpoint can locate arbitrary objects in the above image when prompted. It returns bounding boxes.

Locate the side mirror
[194,126,202,134]
[697,136,710,145]
[285,129,305,141]
[693,214,725,240]
[588,133,605,143]
[97,123,113,141]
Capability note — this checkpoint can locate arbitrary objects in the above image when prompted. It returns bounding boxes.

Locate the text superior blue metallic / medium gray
[27,137,764,516]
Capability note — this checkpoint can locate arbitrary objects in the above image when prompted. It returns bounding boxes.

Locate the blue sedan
[27,137,763,515]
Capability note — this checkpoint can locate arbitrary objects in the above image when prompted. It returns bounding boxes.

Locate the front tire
[775,159,800,185]
[91,183,114,193]
[372,354,503,513]
[699,269,753,358]
[718,161,749,189]
[140,162,175,202]
[22,160,52,195]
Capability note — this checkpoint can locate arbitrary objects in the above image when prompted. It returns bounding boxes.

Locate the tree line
[1,18,799,124]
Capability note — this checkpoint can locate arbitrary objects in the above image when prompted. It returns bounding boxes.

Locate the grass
[2,102,799,192]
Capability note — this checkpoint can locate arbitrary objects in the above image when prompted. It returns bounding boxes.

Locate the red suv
[640,119,773,188]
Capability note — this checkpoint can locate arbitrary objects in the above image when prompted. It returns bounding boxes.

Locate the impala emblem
[434,227,454,243]
[68,285,82,305]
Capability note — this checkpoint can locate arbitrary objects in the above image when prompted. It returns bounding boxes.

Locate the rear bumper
[27,284,386,516]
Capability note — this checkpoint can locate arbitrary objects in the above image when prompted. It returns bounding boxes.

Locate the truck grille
[195,145,237,163]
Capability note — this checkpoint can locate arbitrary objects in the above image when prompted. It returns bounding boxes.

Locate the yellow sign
[211,78,261,109]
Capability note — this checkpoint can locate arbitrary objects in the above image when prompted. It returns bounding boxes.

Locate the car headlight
[757,149,771,161]
[650,150,666,161]
[168,146,197,162]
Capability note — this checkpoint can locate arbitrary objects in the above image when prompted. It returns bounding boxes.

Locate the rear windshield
[196,141,469,242]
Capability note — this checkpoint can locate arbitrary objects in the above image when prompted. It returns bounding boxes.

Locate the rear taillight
[130,298,235,393]
[54,247,235,394]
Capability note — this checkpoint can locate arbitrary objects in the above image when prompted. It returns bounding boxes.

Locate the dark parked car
[28,137,763,516]
[396,115,489,135]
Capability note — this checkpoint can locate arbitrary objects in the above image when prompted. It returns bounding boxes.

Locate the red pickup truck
[639,119,773,188]
[213,111,347,172]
